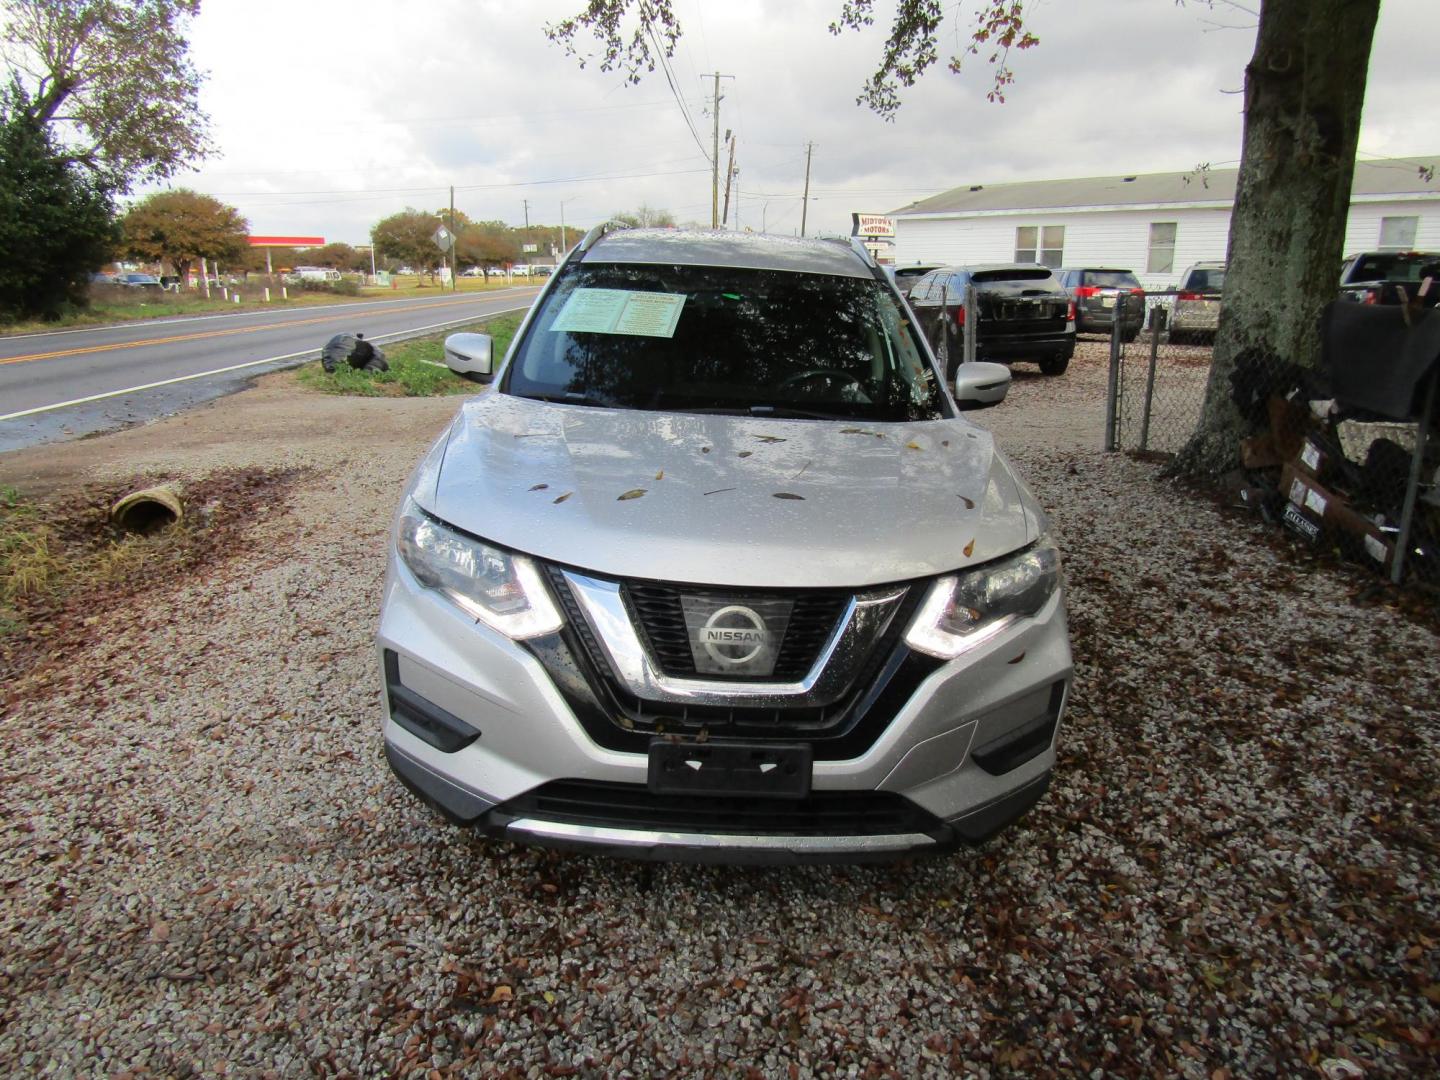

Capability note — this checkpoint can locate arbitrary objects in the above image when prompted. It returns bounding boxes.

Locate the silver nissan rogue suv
[377,226,1072,863]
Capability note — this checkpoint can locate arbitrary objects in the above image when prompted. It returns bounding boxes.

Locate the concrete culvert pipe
[110,484,185,534]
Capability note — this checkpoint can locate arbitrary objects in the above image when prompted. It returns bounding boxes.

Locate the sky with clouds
[156,0,1440,246]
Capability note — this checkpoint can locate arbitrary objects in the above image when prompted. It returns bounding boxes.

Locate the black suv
[908,265,1076,377]
[1054,267,1144,341]
[1339,251,1440,305]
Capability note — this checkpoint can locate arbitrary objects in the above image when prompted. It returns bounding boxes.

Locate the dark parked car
[115,273,163,291]
[1054,267,1144,342]
[890,263,942,298]
[1338,251,1440,305]
[907,265,1076,377]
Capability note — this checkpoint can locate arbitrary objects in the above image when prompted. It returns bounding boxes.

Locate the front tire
[1038,353,1070,376]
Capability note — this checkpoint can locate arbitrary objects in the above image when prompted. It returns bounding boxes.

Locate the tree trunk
[1174,0,1379,477]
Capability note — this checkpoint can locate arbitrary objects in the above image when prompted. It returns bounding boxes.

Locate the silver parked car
[1169,261,1226,343]
[379,226,1073,863]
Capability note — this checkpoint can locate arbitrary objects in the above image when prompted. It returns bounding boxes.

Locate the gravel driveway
[1,347,1436,1077]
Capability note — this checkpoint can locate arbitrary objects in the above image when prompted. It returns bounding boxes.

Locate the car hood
[420,394,1035,589]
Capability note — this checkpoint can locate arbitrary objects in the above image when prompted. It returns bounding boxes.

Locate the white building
[890,157,1440,291]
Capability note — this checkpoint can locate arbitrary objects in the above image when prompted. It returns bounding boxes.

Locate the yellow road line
[0,295,490,367]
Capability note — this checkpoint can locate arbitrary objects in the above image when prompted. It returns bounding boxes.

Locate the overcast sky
[157,0,1440,246]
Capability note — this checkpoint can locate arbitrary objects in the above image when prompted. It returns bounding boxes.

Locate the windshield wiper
[748,405,862,420]
[514,391,593,405]
[663,404,864,421]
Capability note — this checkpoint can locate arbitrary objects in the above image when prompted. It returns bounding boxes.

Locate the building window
[1015,225,1064,267]
[1378,216,1419,251]
[1147,222,1177,274]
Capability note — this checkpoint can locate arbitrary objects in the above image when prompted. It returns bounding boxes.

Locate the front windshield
[502,262,947,422]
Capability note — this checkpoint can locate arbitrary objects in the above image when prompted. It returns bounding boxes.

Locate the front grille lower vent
[498,779,942,837]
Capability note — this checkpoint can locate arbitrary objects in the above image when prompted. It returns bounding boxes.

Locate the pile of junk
[1229,298,1440,592]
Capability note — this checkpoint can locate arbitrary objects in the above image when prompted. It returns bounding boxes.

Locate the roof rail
[847,235,879,269]
[578,220,632,253]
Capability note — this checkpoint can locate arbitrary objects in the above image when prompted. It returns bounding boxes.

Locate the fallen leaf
[790,461,811,480]
[737,451,753,459]
[487,985,513,1004]
[528,483,549,491]
[753,434,786,443]
[906,441,923,450]
[617,489,647,501]
[942,440,950,447]
[701,446,711,454]
[654,469,665,480]
[959,495,975,509]
[1007,652,1026,665]
[773,492,805,500]
[703,488,736,496]
[552,492,573,504]
[963,538,975,557]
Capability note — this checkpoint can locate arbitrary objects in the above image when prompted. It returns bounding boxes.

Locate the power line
[641,0,710,162]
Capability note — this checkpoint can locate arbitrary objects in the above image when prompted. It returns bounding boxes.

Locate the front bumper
[377,558,1072,863]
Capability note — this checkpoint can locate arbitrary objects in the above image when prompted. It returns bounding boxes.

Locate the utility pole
[523,198,531,280]
[800,142,814,238]
[721,133,736,226]
[704,72,734,228]
[449,184,457,291]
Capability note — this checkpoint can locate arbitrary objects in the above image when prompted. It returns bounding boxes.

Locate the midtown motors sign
[851,214,896,238]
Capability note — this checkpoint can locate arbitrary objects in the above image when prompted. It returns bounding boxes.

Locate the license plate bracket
[647,739,812,799]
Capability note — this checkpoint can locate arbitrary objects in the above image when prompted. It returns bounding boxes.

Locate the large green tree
[455,219,521,269]
[0,86,116,321]
[0,0,212,189]
[548,0,1390,478]
[305,242,367,272]
[119,188,247,281]
[371,209,444,277]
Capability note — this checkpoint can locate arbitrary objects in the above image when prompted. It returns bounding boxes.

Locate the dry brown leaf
[773,492,805,500]
[654,469,664,481]
[963,538,975,557]
[737,451,753,459]
[552,492,573,504]
[906,441,923,450]
[617,489,647,501]
[959,495,975,509]
[528,483,548,491]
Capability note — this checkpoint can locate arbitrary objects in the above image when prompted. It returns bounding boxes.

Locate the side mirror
[953,361,1011,409]
[443,332,494,383]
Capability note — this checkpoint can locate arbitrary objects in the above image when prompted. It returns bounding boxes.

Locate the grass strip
[294,314,523,397]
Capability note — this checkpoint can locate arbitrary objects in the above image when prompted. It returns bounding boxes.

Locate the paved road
[0,289,539,452]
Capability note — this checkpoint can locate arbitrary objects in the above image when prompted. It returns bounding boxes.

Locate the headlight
[395,499,562,639]
[904,538,1060,659]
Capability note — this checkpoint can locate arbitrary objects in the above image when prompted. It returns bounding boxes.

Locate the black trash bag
[320,332,389,373]
[321,333,356,373]
[351,333,388,372]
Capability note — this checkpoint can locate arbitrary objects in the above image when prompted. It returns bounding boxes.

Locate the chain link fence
[1102,293,1439,597]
